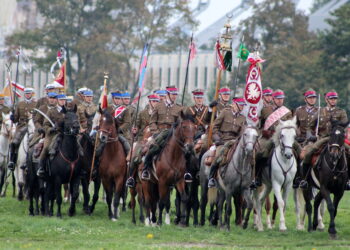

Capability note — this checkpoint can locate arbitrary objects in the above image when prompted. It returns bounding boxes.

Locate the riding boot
[293,160,302,189]
[299,162,311,189]
[119,135,130,156]
[184,151,193,183]
[7,143,17,171]
[37,159,46,178]
[142,143,160,180]
[208,157,221,188]
[126,158,137,188]
[49,134,62,159]
[250,157,266,189]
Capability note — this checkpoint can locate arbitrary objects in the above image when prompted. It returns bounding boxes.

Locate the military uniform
[295,105,318,143]
[318,106,348,138]
[183,105,210,135]
[106,104,132,141]
[77,101,97,133]
[135,105,152,142]
[36,97,48,109]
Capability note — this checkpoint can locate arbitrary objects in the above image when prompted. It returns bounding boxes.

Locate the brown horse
[98,110,127,220]
[151,114,197,226]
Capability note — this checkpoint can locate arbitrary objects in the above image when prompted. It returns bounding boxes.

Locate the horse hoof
[29,212,34,216]
[68,210,76,217]
[165,214,170,225]
[329,233,337,240]
[279,228,287,232]
[145,218,150,227]
[242,223,248,230]
[296,225,305,231]
[111,218,117,222]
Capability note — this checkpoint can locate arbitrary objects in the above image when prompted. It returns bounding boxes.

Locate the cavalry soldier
[35,83,56,108]
[209,87,231,115]
[141,85,194,181]
[126,94,160,188]
[153,89,167,102]
[300,90,348,189]
[77,90,96,133]
[122,91,136,121]
[183,89,210,136]
[72,87,88,107]
[37,94,68,177]
[0,94,10,124]
[8,87,37,170]
[262,87,273,107]
[208,97,246,188]
[252,89,295,188]
[106,90,131,152]
[30,92,58,147]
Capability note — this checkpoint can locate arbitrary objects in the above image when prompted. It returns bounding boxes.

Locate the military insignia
[114,106,126,118]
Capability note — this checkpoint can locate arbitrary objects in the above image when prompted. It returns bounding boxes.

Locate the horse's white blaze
[165,213,170,225]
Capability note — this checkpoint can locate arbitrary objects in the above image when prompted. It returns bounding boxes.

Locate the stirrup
[7,162,15,171]
[184,173,193,183]
[208,178,217,188]
[141,170,150,181]
[299,180,308,189]
[37,168,45,178]
[126,177,135,188]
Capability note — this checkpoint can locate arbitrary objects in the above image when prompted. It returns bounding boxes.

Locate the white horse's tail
[208,187,217,205]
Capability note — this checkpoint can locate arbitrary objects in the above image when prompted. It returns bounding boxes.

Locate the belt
[158,124,172,130]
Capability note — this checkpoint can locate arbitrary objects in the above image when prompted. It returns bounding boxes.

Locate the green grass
[1,185,350,250]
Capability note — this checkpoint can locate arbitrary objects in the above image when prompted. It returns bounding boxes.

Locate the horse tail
[208,187,217,205]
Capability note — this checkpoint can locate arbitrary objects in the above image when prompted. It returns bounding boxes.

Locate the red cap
[166,86,178,94]
[262,87,273,96]
[147,94,160,101]
[325,91,338,99]
[233,97,246,105]
[304,89,317,98]
[272,90,285,99]
[219,87,230,94]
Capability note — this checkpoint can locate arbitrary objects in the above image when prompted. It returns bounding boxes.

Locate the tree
[6,0,195,94]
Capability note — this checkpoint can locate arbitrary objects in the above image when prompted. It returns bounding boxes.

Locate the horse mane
[272,118,297,146]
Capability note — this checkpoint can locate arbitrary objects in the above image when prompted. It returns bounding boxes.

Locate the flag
[99,81,108,109]
[237,43,250,61]
[189,39,197,61]
[2,82,21,104]
[223,51,232,72]
[215,40,225,70]
[54,61,66,87]
[11,81,25,91]
[137,44,149,93]
[242,53,264,124]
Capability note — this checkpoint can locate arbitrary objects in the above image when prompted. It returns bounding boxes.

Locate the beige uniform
[149,101,183,134]
[77,101,96,132]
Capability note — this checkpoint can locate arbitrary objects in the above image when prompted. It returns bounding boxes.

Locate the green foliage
[6,0,195,94]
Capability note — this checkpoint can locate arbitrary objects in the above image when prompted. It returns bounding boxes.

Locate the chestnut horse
[98,110,127,221]
[151,114,197,226]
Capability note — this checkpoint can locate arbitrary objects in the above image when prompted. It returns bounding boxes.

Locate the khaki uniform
[318,106,348,138]
[127,104,137,122]
[36,97,48,109]
[77,101,96,132]
[0,104,11,124]
[295,105,318,141]
[183,105,210,134]
[135,105,152,142]
[149,101,183,134]
[216,101,230,116]
[106,104,131,141]
[30,104,56,147]
[213,109,246,143]
[71,96,83,107]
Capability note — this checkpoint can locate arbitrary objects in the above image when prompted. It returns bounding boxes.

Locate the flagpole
[207,69,222,147]
[181,33,193,106]
[13,48,20,112]
[232,36,244,97]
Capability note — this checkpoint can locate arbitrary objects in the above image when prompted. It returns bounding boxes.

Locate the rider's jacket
[318,106,348,138]
[149,101,182,134]
[213,109,246,143]
[14,99,37,130]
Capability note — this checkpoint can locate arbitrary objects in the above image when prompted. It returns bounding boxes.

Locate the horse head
[27,111,35,135]
[98,110,116,143]
[328,120,348,162]
[241,124,259,156]
[177,112,197,153]
[1,112,13,137]
[62,107,80,136]
[274,116,297,160]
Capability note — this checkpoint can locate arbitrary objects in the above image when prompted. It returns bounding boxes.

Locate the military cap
[272,89,285,99]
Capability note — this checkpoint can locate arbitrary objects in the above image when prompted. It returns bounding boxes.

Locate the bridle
[173,120,196,150]
[0,118,13,137]
[98,120,119,143]
[241,125,259,150]
[279,126,296,155]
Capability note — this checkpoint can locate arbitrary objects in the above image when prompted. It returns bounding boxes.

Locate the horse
[45,105,83,217]
[303,121,348,238]
[253,117,297,232]
[79,132,101,215]
[98,109,127,221]
[150,114,197,226]
[0,112,15,196]
[208,125,259,230]
[15,114,35,200]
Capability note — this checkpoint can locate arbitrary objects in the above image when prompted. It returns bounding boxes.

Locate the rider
[8,87,37,171]
[208,97,246,188]
[252,89,295,189]
[0,94,10,124]
[153,89,167,103]
[77,90,96,133]
[37,93,67,177]
[122,91,136,121]
[126,94,160,188]
[72,87,88,107]
[300,90,348,189]
[209,87,231,115]
[262,87,273,107]
[35,83,57,108]
[294,89,318,188]
[141,85,193,181]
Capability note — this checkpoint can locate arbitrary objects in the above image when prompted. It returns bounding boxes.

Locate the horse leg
[68,179,80,217]
[321,186,337,237]
[265,196,272,229]
[199,183,208,226]
[312,191,322,230]
[165,190,171,225]
[63,184,69,203]
[192,183,199,226]
[89,178,101,213]
[294,188,305,231]
[122,184,127,212]
[81,178,91,215]
[12,171,16,198]
[303,187,313,232]
[271,195,278,227]
[242,189,253,230]
[217,190,225,229]
[55,180,62,218]
[114,178,125,220]
[176,181,188,227]
[225,193,233,231]
[28,184,34,216]
[233,194,242,226]
[130,187,137,224]
[272,182,287,231]
[105,189,113,220]
[157,187,167,226]
[174,189,181,225]
[317,199,326,231]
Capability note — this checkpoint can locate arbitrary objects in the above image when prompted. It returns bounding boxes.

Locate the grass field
[1,185,350,250]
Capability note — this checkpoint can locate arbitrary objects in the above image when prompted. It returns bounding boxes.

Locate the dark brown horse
[152,114,197,226]
[98,110,127,220]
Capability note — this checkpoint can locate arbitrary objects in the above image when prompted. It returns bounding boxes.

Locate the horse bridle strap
[59,150,80,182]
[274,150,294,178]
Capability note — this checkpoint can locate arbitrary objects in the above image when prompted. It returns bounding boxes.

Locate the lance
[127,44,150,183]
[13,48,21,113]
[232,35,244,97]
[181,33,194,105]
[315,93,321,137]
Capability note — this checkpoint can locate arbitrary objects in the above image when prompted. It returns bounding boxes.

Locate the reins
[59,149,80,182]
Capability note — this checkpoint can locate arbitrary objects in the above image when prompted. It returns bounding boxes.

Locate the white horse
[253,117,297,231]
[15,115,35,200]
[0,112,15,196]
